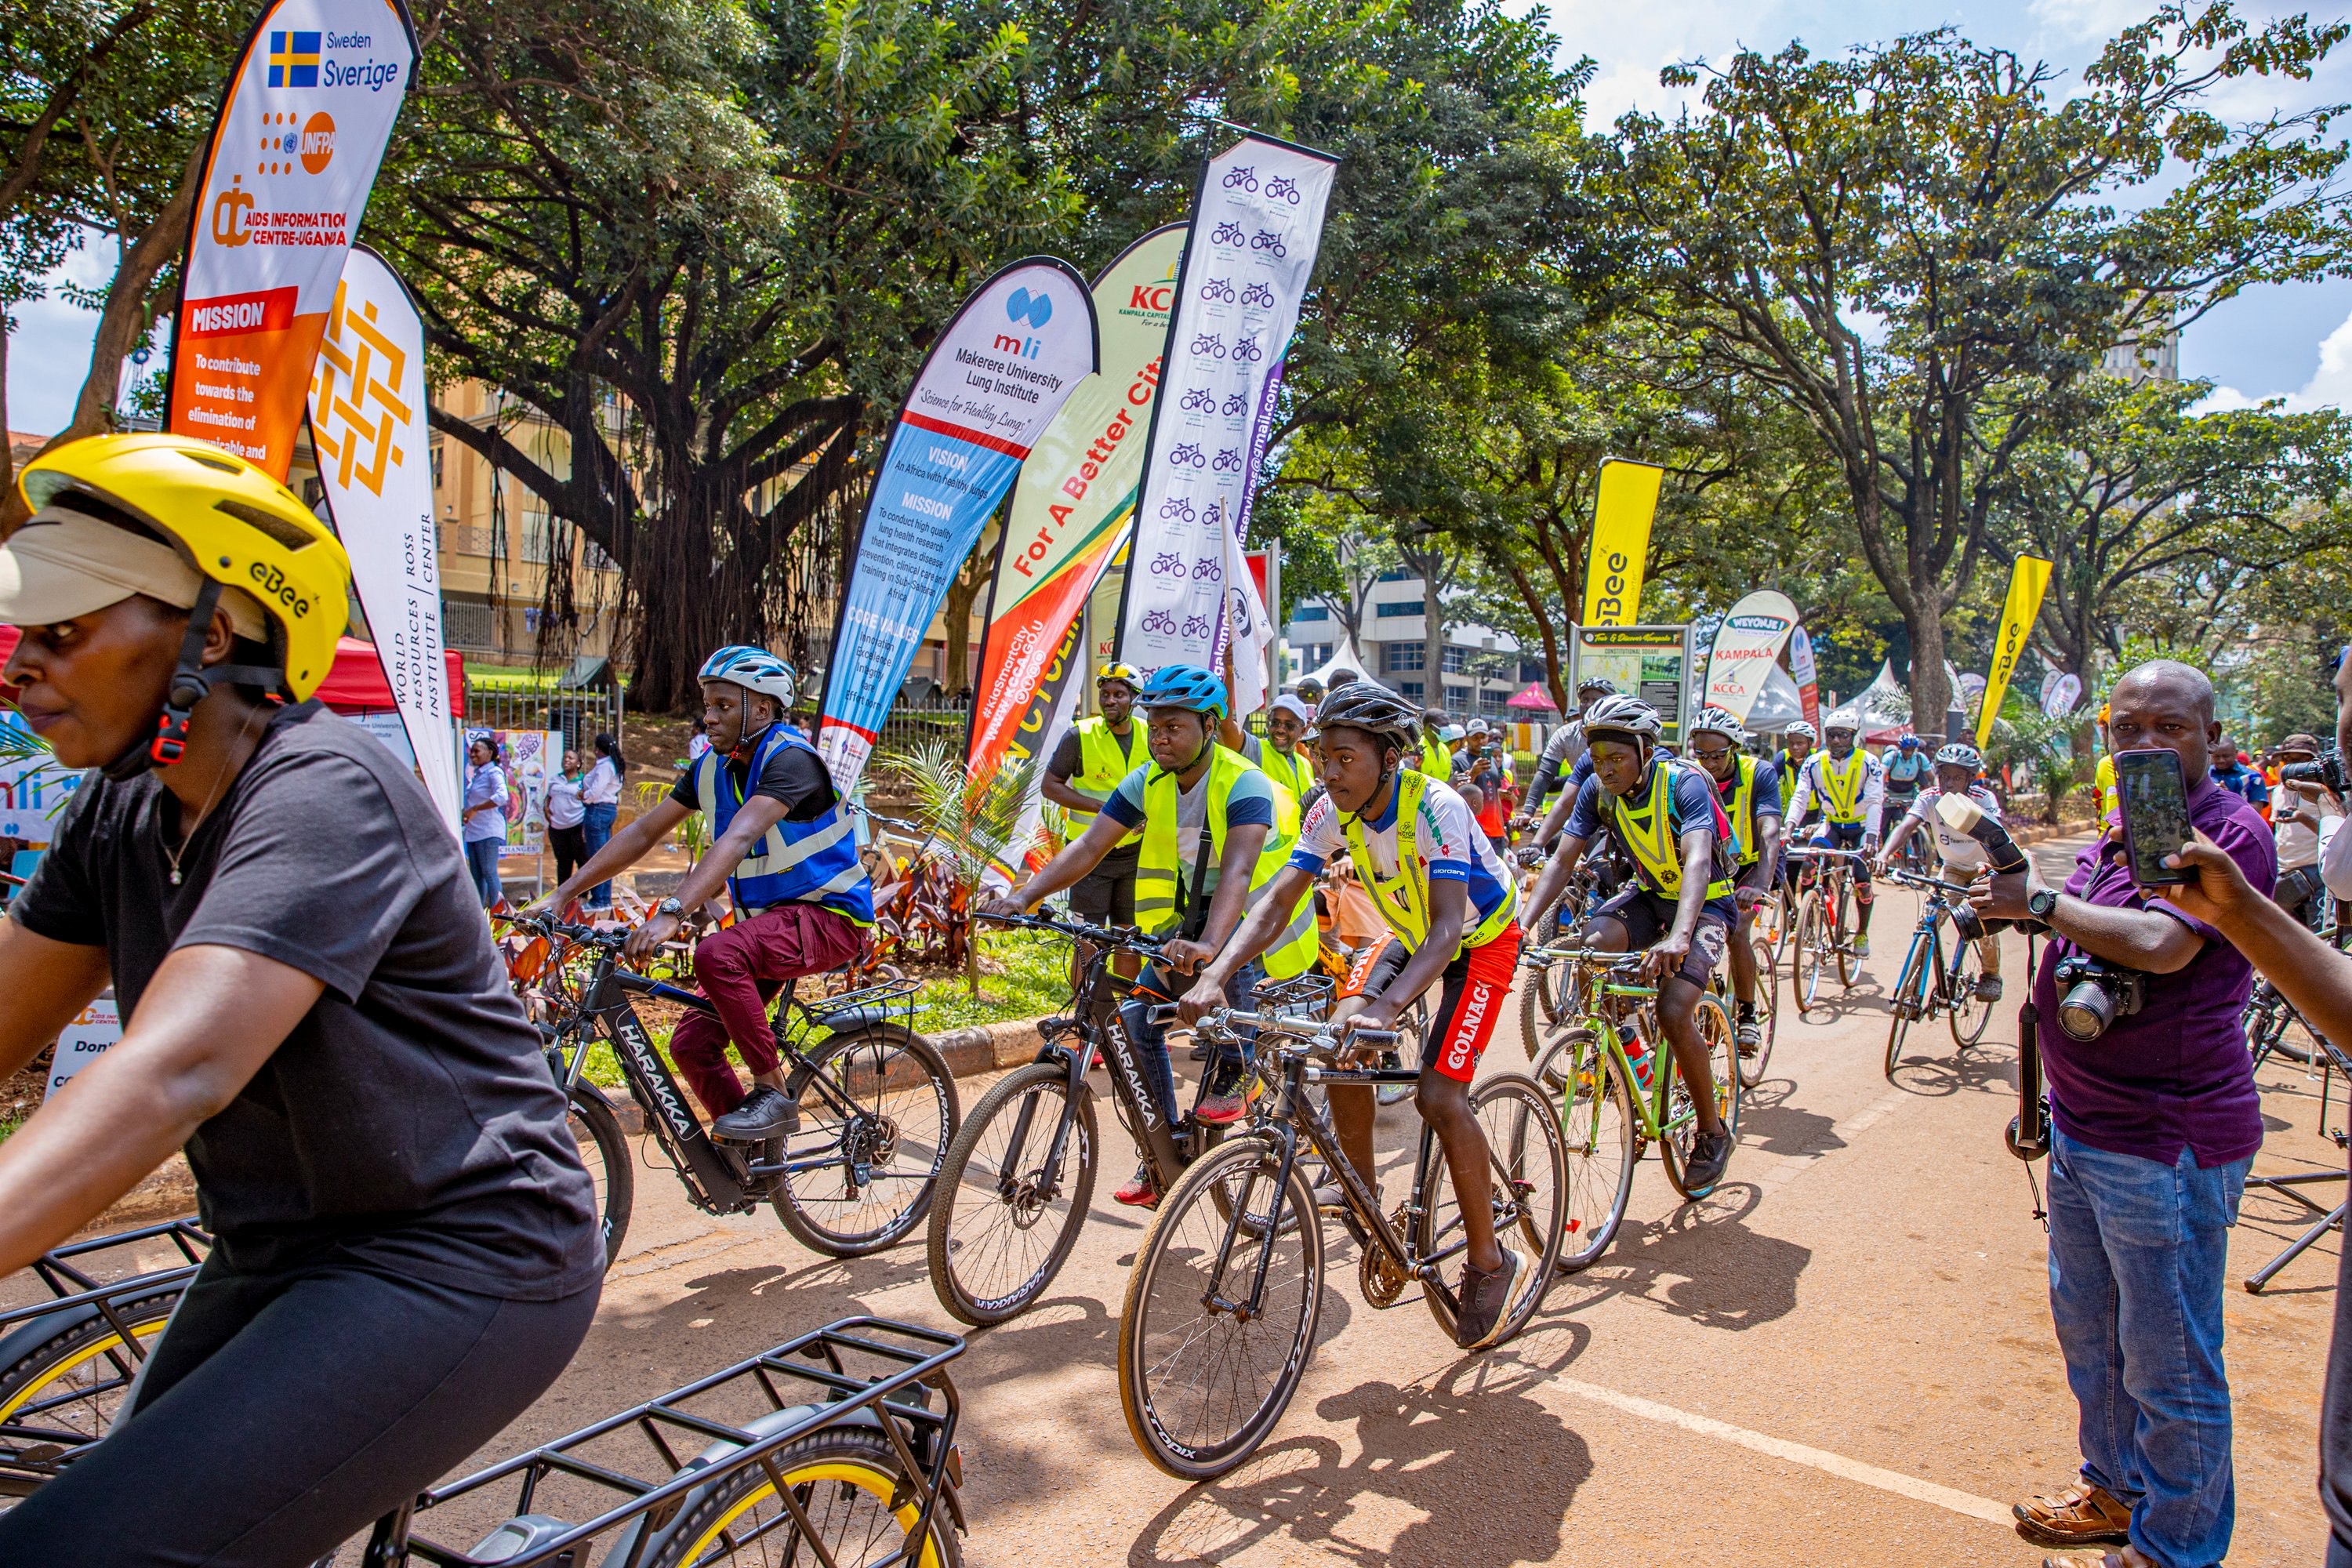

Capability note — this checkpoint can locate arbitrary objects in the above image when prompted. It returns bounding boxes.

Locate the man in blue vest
[540,645,871,1141]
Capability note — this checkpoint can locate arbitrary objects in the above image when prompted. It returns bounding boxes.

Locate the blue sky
[9,0,2352,434]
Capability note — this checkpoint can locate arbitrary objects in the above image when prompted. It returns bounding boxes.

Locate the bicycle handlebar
[1785,845,1867,860]
[978,908,1167,954]
[1884,866,1981,898]
[1519,943,1647,972]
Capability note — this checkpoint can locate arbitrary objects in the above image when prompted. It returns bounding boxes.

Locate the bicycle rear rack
[381,1316,966,1568]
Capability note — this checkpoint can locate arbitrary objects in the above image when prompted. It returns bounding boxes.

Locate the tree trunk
[1907,604,1953,742]
[1500,557,1568,712]
[939,521,997,699]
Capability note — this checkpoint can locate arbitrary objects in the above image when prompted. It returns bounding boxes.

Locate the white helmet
[1689,706,1744,742]
[1582,693,1664,746]
[1784,720,1817,744]
[1935,742,1984,771]
[699,644,800,707]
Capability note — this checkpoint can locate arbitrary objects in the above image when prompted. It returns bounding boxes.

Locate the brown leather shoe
[2042,1551,2154,1568]
[2013,1483,2133,1548]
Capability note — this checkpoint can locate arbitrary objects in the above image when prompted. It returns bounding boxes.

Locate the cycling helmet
[1898,734,1921,750]
[1138,662,1228,719]
[1581,693,1663,746]
[1934,742,1984,771]
[1575,674,1617,697]
[1688,706,1744,742]
[699,644,800,707]
[1097,661,1143,693]
[1307,680,1420,752]
[1784,720,1817,743]
[1824,716,1858,735]
[9,434,351,777]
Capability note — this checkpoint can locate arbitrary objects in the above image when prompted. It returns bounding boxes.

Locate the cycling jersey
[1563,760,1738,913]
[1786,748,1887,835]
[1898,784,2005,876]
[1882,750,1930,799]
[1291,771,1516,953]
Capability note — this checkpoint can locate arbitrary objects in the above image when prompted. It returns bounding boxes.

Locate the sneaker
[1681,1127,1733,1192]
[710,1085,799,1142]
[1112,1164,1160,1207]
[1315,1176,1377,1213]
[1194,1083,1251,1125]
[1454,1247,1526,1350]
[1974,975,2005,1003]
[1188,1041,1212,1062]
[1852,933,1871,958]
[1735,1018,1762,1055]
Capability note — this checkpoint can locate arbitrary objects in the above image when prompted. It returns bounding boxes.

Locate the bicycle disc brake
[1358,1204,1417,1307]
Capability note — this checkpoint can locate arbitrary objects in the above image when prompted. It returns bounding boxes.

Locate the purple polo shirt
[2035,775,2271,1167]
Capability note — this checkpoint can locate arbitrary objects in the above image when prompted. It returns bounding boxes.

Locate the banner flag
[1119,133,1338,679]
[966,224,1183,785]
[815,258,1098,789]
[1703,590,1799,725]
[1976,555,2053,747]
[1581,459,1664,626]
[167,0,417,481]
[2042,670,2082,717]
[1788,622,1821,734]
[1213,499,1278,716]
[306,244,459,835]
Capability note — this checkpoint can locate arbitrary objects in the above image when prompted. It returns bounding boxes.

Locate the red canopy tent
[0,627,463,717]
[1504,682,1559,712]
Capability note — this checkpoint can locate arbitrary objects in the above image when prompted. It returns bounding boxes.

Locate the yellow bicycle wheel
[0,1290,179,1492]
[648,1427,960,1567]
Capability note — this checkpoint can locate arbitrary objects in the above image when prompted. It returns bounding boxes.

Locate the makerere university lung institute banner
[815,259,1098,791]
[167,0,417,481]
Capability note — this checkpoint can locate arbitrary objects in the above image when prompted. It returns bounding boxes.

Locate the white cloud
[2194,305,2352,415]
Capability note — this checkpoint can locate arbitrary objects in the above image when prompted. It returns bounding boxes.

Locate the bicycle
[924,910,1243,1327]
[1787,845,1867,1010]
[523,917,958,1261]
[0,1219,209,1503]
[1523,946,1741,1271]
[1881,866,1995,1077]
[1116,1006,1566,1479]
[1724,898,1781,1091]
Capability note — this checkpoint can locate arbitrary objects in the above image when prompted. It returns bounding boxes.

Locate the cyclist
[1875,741,2008,1002]
[0,435,602,1566]
[1043,663,1152,951]
[1686,706,1782,1053]
[1522,693,1738,1191]
[978,664,1316,1204]
[1784,716,1886,957]
[537,644,872,1141]
[1175,681,1527,1348]
[1882,733,1930,834]
[1519,675,1613,828]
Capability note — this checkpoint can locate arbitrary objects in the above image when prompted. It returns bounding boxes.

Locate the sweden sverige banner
[815,260,1098,791]
[167,0,417,481]
[964,225,1185,805]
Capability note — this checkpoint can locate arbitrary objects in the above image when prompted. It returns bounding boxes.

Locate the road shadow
[1535,1182,1811,1331]
[1885,1036,2018,1102]
[1736,1076,1846,1159]
[1124,1359,1592,1567]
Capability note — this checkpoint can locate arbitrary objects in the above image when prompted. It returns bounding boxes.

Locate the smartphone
[2114,748,2194,886]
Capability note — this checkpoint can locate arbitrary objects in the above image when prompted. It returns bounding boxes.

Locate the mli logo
[993,286,1054,358]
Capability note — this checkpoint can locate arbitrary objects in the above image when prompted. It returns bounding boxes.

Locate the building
[1285,571,1538,718]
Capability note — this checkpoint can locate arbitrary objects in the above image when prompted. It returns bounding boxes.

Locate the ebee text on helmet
[248,561,314,620]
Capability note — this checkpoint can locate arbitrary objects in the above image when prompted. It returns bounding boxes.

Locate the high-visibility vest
[1717,753,1766,866]
[1610,759,1736,903]
[1415,733,1448,778]
[1343,768,1515,959]
[1134,747,1316,978]
[692,724,873,923]
[1068,716,1150,845]
[1817,748,1870,824]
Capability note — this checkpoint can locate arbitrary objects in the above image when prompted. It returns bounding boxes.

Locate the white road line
[1553,1376,2013,1526]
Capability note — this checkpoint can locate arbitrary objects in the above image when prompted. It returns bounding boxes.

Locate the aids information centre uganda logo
[310,281,414,495]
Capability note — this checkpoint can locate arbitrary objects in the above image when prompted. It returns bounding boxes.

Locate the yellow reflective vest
[1818,747,1870,824]
[1067,715,1151,846]
[1343,768,1516,958]
[1134,746,1316,979]
[1610,760,1737,903]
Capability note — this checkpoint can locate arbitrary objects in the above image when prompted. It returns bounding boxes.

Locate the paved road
[441,850,2338,1566]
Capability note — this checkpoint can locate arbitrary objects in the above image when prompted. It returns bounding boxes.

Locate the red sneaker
[1112,1164,1159,1207]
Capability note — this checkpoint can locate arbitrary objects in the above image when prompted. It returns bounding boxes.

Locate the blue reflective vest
[691,724,873,924]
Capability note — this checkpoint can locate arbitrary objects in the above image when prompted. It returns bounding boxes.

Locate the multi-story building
[1286,572,1537,718]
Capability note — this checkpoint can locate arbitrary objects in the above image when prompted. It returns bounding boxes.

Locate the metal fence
[469,683,625,757]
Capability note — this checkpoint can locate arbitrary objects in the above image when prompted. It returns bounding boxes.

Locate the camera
[2053,954,2147,1041]
[2279,748,2349,792]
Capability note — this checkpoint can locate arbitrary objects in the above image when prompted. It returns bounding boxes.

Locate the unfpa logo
[267,30,320,88]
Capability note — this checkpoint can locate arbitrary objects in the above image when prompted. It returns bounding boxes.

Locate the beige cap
[0,505,263,638]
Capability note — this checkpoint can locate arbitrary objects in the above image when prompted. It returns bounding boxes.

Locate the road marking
[1553,1376,2013,1526]
[1748,1083,1913,1195]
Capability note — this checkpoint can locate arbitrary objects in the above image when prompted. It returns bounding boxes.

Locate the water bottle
[1623,1029,1657,1093]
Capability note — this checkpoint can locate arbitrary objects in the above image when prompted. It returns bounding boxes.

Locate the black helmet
[1309,681,1421,753]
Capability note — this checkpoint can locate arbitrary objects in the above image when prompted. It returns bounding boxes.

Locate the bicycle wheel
[925,1060,1096,1327]
[1661,995,1740,1200]
[774,1025,960,1258]
[1737,936,1779,1091]
[1884,933,1929,1079]
[643,1424,961,1568]
[1415,1073,1566,1345]
[1833,880,1859,986]
[1796,891,1828,1010]
[568,1084,635,1270]
[1118,1135,1323,1480]
[1946,940,1993,1048]
[1751,889,1786,971]
[1534,1029,1635,1270]
[0,1287,181,1472]
[2247,985,2290,1069]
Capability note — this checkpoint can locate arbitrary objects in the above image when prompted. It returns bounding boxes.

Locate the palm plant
[881,738,1044,996]
[1985,703,2092,824]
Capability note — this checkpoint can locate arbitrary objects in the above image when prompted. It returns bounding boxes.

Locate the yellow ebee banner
[1582,459,1665,626]
[1976,555,2053,748]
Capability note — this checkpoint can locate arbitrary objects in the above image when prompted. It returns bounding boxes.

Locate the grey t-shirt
[13,703,602,1298]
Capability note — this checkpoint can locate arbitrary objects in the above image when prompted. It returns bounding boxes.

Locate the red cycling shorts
[1355,922,1523,1083]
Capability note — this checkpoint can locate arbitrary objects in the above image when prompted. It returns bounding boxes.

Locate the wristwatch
[656,897,687,918]
[2026,886,2058,920]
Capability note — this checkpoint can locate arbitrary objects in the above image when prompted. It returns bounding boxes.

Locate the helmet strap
[103,581,285,782]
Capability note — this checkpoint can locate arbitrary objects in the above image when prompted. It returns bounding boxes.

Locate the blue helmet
[1138,663,1229,720]
[699,644,800,707]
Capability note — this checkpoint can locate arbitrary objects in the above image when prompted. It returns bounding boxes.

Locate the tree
[1600,2,2352,729]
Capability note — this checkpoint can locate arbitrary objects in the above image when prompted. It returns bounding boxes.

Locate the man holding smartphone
[1972,660,2269,1568]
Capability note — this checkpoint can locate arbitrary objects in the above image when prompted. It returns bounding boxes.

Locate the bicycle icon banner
[816,257,1098,792]
[1119,132,1337,681]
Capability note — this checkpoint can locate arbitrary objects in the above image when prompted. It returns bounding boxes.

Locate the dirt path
[438,850,2339,1566]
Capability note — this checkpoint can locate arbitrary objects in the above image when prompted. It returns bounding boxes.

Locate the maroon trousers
[670,902,862,1118]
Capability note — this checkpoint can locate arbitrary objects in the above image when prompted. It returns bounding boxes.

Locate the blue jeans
[1120,958,1265,1127]
[464,837,503,909]
[581,801,618,908]
[2047,1124,2250,1568]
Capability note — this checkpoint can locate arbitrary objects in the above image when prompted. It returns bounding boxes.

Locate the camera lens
[2056,979,2117,1041]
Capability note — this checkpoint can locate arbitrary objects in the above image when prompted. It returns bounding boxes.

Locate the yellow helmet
[17,434,349,702]
[1098,661,1143,691]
